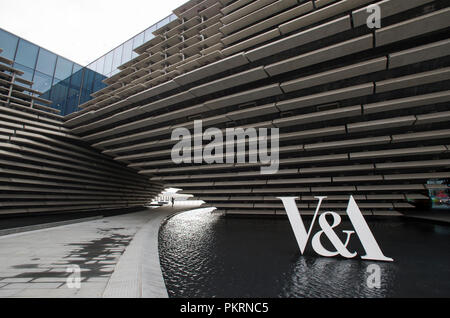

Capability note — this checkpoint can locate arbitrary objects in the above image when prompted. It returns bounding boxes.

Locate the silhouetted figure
[171,197,175,207]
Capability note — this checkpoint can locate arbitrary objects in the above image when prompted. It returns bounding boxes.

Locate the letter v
[278,197,327,254]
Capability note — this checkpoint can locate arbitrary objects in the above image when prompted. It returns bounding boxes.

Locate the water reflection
[159,209,450,298]
[282,257,397,298]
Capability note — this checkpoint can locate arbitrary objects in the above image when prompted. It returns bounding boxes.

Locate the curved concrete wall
[0,53,162,215]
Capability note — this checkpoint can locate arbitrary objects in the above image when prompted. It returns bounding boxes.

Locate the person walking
[171,197,175,207]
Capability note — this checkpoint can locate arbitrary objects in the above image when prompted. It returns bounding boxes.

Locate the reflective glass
[96,56,105,74]
[54,57,74,81]
[133,32,145,49]
[80,69,95,104]
[144,25,156,42]
[72,63,83,74]
[40,89,51,102]
[122,39,133,65]
[0,29,19,60]
[158,16,171,29]
[93,72,107,92]
[32,71,53,94]
[36,48,56,76]
[1,15,190,115]
[13,63,34,82]
[66,87,80,115]
[112,46,123,71]
[103,51,114,75]
[15,39,39,68]
[87,60,97,72]
[132,32,145,59]
[70,66,83,92]
[50,78,70,112]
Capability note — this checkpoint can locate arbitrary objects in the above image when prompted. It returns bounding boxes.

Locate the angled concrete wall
[0,53,162,215]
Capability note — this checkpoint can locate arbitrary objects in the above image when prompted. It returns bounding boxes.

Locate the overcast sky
[0,0,187,65]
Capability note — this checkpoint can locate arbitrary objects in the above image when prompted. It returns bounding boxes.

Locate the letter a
[366,4,381,29]
[346,196,393,262]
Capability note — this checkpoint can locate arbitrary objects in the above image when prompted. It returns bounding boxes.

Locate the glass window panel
[50,79,70,113]
[72,63,83,74]
[35,48,57,76]
[144,25,156,42]
[133,32,145,49]
[122,39,133,65]
[83,69,95,91]
[0,29,19,60]
[96,56,105,75]
[70,66,83,92]
[54,57,73,81]
[83,70,95,94]
[93,72,107,93]
[15,39,39,68]
[13,63,34,82]
[32,71,53,95]
[80,93,91,105]
[87,60,96,72]
[66,87,80,115]
[103,51,114,75]
[112,46,123,71]
[158,16,170,29]
[80,69,95,104]
[40,89,51,102]
[68,65,83,109]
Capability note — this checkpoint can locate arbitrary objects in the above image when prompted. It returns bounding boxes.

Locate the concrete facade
[0,54,162,215]
[1,0,450,216]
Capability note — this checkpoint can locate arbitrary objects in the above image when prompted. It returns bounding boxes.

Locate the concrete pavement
[0,206,193,298]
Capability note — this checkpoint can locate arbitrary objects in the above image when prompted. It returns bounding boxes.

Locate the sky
[0,0,188,66]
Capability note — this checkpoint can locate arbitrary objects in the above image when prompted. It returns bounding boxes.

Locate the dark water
[159,209,450,298]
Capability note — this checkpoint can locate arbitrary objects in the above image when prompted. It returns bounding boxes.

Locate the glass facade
[0,27,85,115]
[87,13,177,78]
[0,13,176,115]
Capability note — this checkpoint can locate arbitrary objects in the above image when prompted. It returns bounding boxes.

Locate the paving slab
[0,207,195,298]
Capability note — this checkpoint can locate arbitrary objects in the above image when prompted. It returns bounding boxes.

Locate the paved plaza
[0,207,192,298]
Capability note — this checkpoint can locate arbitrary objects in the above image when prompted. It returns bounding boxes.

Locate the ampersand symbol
[311,212,357,259]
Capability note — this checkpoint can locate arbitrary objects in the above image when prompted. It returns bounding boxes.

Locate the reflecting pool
[159,209,450,298]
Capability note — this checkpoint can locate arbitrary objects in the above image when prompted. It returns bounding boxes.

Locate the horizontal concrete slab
[277,83,373,112]
[375,7,450,46]
[245,15,350,62]
[265,34,373,76]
